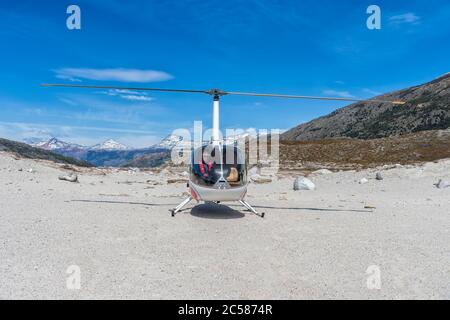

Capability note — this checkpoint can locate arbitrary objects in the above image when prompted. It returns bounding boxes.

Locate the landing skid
[170,196,193,217]
[239,200,265,218]
[170,197,265,218]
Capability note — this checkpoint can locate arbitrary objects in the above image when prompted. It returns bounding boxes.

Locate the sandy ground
[0,151,449,300]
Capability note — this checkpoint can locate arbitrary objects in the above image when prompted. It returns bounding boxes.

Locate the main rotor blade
[41,83,207,94]
[41,83,405,105]
[225,91,406,105]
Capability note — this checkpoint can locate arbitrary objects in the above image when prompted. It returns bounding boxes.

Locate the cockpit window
[190,145,247,188]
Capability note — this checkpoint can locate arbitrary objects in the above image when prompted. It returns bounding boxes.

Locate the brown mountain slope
[0,138,92,167]
[282,73,450,141]
[279,129,450,170]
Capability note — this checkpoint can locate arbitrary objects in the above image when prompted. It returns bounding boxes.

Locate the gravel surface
[1,152,449,299]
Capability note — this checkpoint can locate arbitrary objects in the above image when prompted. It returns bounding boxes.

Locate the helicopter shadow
[71,199,178,207]
[189,203,245,220]
[71,199,246,219]
[227,204,372,214]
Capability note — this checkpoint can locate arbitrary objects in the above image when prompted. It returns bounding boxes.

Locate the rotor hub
[205,89,228,97]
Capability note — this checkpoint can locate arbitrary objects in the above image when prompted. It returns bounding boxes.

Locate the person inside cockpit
[199,150,213,178]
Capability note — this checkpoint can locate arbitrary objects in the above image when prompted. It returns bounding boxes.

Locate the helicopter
[42,83,405,217]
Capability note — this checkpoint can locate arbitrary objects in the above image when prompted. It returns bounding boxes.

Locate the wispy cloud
[389,13,421,25]
[0,121,161,148]
[100,89,154,102]
[58,98,78,106]
[322,90,355,99]
[53,68,174,83]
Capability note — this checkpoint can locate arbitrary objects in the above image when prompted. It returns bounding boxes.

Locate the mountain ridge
[0,138,92,167]
[282,73,450,141]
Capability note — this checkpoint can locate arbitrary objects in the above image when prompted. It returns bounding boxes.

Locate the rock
[167,178,187,184]
[58,173,78,183]
[436,180,450,189]
[250,174,272,184]
[359,178,369,184]
[18,168,23,172]
[293,176,315,191]
[248,166,259,176]
[375,172,383,180]
[312,169,333,175]
[28,168,34,173]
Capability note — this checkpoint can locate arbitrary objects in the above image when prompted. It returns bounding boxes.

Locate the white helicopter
[42,83,404,217]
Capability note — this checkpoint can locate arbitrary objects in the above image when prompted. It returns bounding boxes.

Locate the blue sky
[0,0,449,147]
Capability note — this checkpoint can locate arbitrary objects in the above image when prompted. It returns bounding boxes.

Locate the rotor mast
[206,89,227,145]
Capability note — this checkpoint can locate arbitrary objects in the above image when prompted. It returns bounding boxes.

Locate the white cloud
[322,90,355,99]
[389,13,421,25]
[55,74,83,82]
[119,95,153,102]
[54,68,173,83]
[101,89,154,102]
[59,98,78,106]
[0,121,157,136]
[0,121,163,149]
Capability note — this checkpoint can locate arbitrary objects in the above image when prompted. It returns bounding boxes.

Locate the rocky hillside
[282,73,450,141]
[83,148,169,167]
[122,151,171,168]
[280,129,450,170]
[0,138,92,167]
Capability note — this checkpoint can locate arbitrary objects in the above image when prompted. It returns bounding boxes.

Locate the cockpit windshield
[190,145,247,188]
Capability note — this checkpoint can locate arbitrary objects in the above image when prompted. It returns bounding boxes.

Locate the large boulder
[436,179,450,189]
[359,178,369,184]
[58,173,78,183]
[293,176,315,191]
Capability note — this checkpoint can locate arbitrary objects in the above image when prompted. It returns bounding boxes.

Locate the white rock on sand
[293,176,315,191]
[1,151,450,299]
[58,173,78,183]
[436,179,450,189]
[359,178,369,184]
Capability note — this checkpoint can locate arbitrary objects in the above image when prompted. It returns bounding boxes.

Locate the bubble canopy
[190,145,247,188]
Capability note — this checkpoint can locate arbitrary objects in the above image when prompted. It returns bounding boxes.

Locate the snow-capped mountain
[90,139,130,151]
[23,137,50,145]
[26,137,130,151]
[155,134,188,150]
[29,137,85,151]
[154,132,259,149]
[224,132,252,145]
